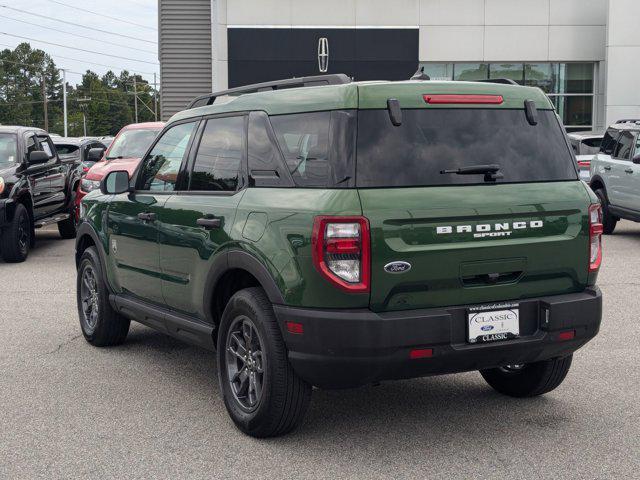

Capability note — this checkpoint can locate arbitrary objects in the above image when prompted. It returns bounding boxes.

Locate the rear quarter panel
[235,188,367,308]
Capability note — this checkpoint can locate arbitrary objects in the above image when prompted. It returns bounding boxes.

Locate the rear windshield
[356,109,577,187]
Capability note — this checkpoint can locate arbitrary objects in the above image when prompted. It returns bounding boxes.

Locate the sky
[0,0,158,85]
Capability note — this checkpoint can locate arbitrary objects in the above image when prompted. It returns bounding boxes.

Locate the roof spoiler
[186,74,352,109]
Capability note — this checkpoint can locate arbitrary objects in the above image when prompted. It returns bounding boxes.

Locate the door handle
[625,168,634,174]
[197,216,221,230]
[137,212,156,222]
[604,165,612,171]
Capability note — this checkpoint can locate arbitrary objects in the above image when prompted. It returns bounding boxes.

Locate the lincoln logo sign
[436,220,544,238]
[317,37,329,73]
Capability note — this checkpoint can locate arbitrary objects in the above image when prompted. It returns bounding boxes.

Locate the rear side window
[190,116,243,192]
[248,111,290,187]
[356,109,577,187]
[613,131,635,160]
[270,111,356,188]
[600,130,618,155]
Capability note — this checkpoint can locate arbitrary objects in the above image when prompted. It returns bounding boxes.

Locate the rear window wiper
[441,164,503,181]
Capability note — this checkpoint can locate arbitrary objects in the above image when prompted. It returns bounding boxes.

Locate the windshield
[0,133,18,165]
[107,128,160,160]
[356,109,577,187]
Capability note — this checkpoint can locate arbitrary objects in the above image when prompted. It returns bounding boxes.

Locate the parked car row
[0,124,163,262]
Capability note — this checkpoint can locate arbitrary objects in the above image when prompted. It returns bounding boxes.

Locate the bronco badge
[384,261,411,274]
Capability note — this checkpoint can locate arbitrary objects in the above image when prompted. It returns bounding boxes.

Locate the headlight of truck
[81,179,101,192]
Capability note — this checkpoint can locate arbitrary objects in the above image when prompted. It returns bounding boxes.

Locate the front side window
[600,130,618,155]
[613,131,635,160]
[37,136,54,158]
[190,116,244,192]
[137,122,196,191]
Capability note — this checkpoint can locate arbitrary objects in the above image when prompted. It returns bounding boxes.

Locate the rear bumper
[274,288,602,389]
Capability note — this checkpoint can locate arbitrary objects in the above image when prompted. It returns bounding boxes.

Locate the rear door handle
[625,168,634,174]
[197,216,221,230]
[137,212,156,222]
[604,165,612,171]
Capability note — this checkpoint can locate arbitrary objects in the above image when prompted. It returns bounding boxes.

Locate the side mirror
[633,154,640,164]
[87,147,105,163]
[100,170,130,195]
[28,150,50,166]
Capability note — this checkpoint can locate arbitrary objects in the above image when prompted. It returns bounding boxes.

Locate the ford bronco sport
[75,74,603,437]
[589,119,640,234]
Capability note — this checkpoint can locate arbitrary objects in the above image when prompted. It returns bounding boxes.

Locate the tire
[1,203,31,263]
[217,287,311,438]
[76,246,129,346]
[480,355,573,398]
[595,188,617,234]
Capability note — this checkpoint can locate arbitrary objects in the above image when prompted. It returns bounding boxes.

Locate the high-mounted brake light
[312,216,370,293]
[589,203,603,272]
[423,94,504,105]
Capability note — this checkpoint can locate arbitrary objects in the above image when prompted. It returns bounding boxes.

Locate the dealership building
[158,0,640,131]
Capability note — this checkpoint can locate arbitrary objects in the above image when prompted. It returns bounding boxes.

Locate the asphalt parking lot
[1,224,639,479]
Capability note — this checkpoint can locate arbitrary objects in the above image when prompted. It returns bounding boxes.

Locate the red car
[76,122,164,215]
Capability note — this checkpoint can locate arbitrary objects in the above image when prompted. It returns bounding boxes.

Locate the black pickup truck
[0,126,80,262]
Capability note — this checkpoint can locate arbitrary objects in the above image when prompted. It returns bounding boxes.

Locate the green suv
[75,74,603,437]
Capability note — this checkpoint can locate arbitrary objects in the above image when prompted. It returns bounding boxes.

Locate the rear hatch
[355,82,592,312]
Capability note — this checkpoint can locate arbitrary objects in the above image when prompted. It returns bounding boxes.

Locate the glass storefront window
[453,63,488,81]
[421,63,453,81]
[489,63,524,84]
[552,96,593,128]
[419,61,595,131]
[524,63,555,93]
[557,63,593,94]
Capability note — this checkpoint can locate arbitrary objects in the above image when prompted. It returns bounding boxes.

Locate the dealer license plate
[467,303,519,344]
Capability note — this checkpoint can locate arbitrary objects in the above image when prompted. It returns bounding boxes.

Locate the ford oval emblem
[384,261,411,274]
[481,325,494,331]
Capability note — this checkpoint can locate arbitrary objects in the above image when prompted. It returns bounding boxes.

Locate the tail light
[589,203,603,272]
[577,160,591,169]
[312,216,370,293]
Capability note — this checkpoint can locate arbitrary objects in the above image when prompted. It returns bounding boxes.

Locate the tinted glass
[356,109,577,187]
[489,63,524,84]
[0,133,17,165]
[557,63,593,94]
[524,63,555,93]
[553,96,592,127]
[600,130,618,155]
[453,63,489,81]
[138,122,196,191]
[248,112,289,187]
[581,137,602,154]
[55,144,80,155]
[614,131,635,160]
[190,116,243,192]
[108,128,161,159]
[270,111,356,188]
[37,137,53,158]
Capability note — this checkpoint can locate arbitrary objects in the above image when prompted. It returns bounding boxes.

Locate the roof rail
[186,74,352,109]
[615,119,640,124]
[475,78,519,86]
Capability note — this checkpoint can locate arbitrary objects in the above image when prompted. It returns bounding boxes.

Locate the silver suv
[590,119,640,234]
